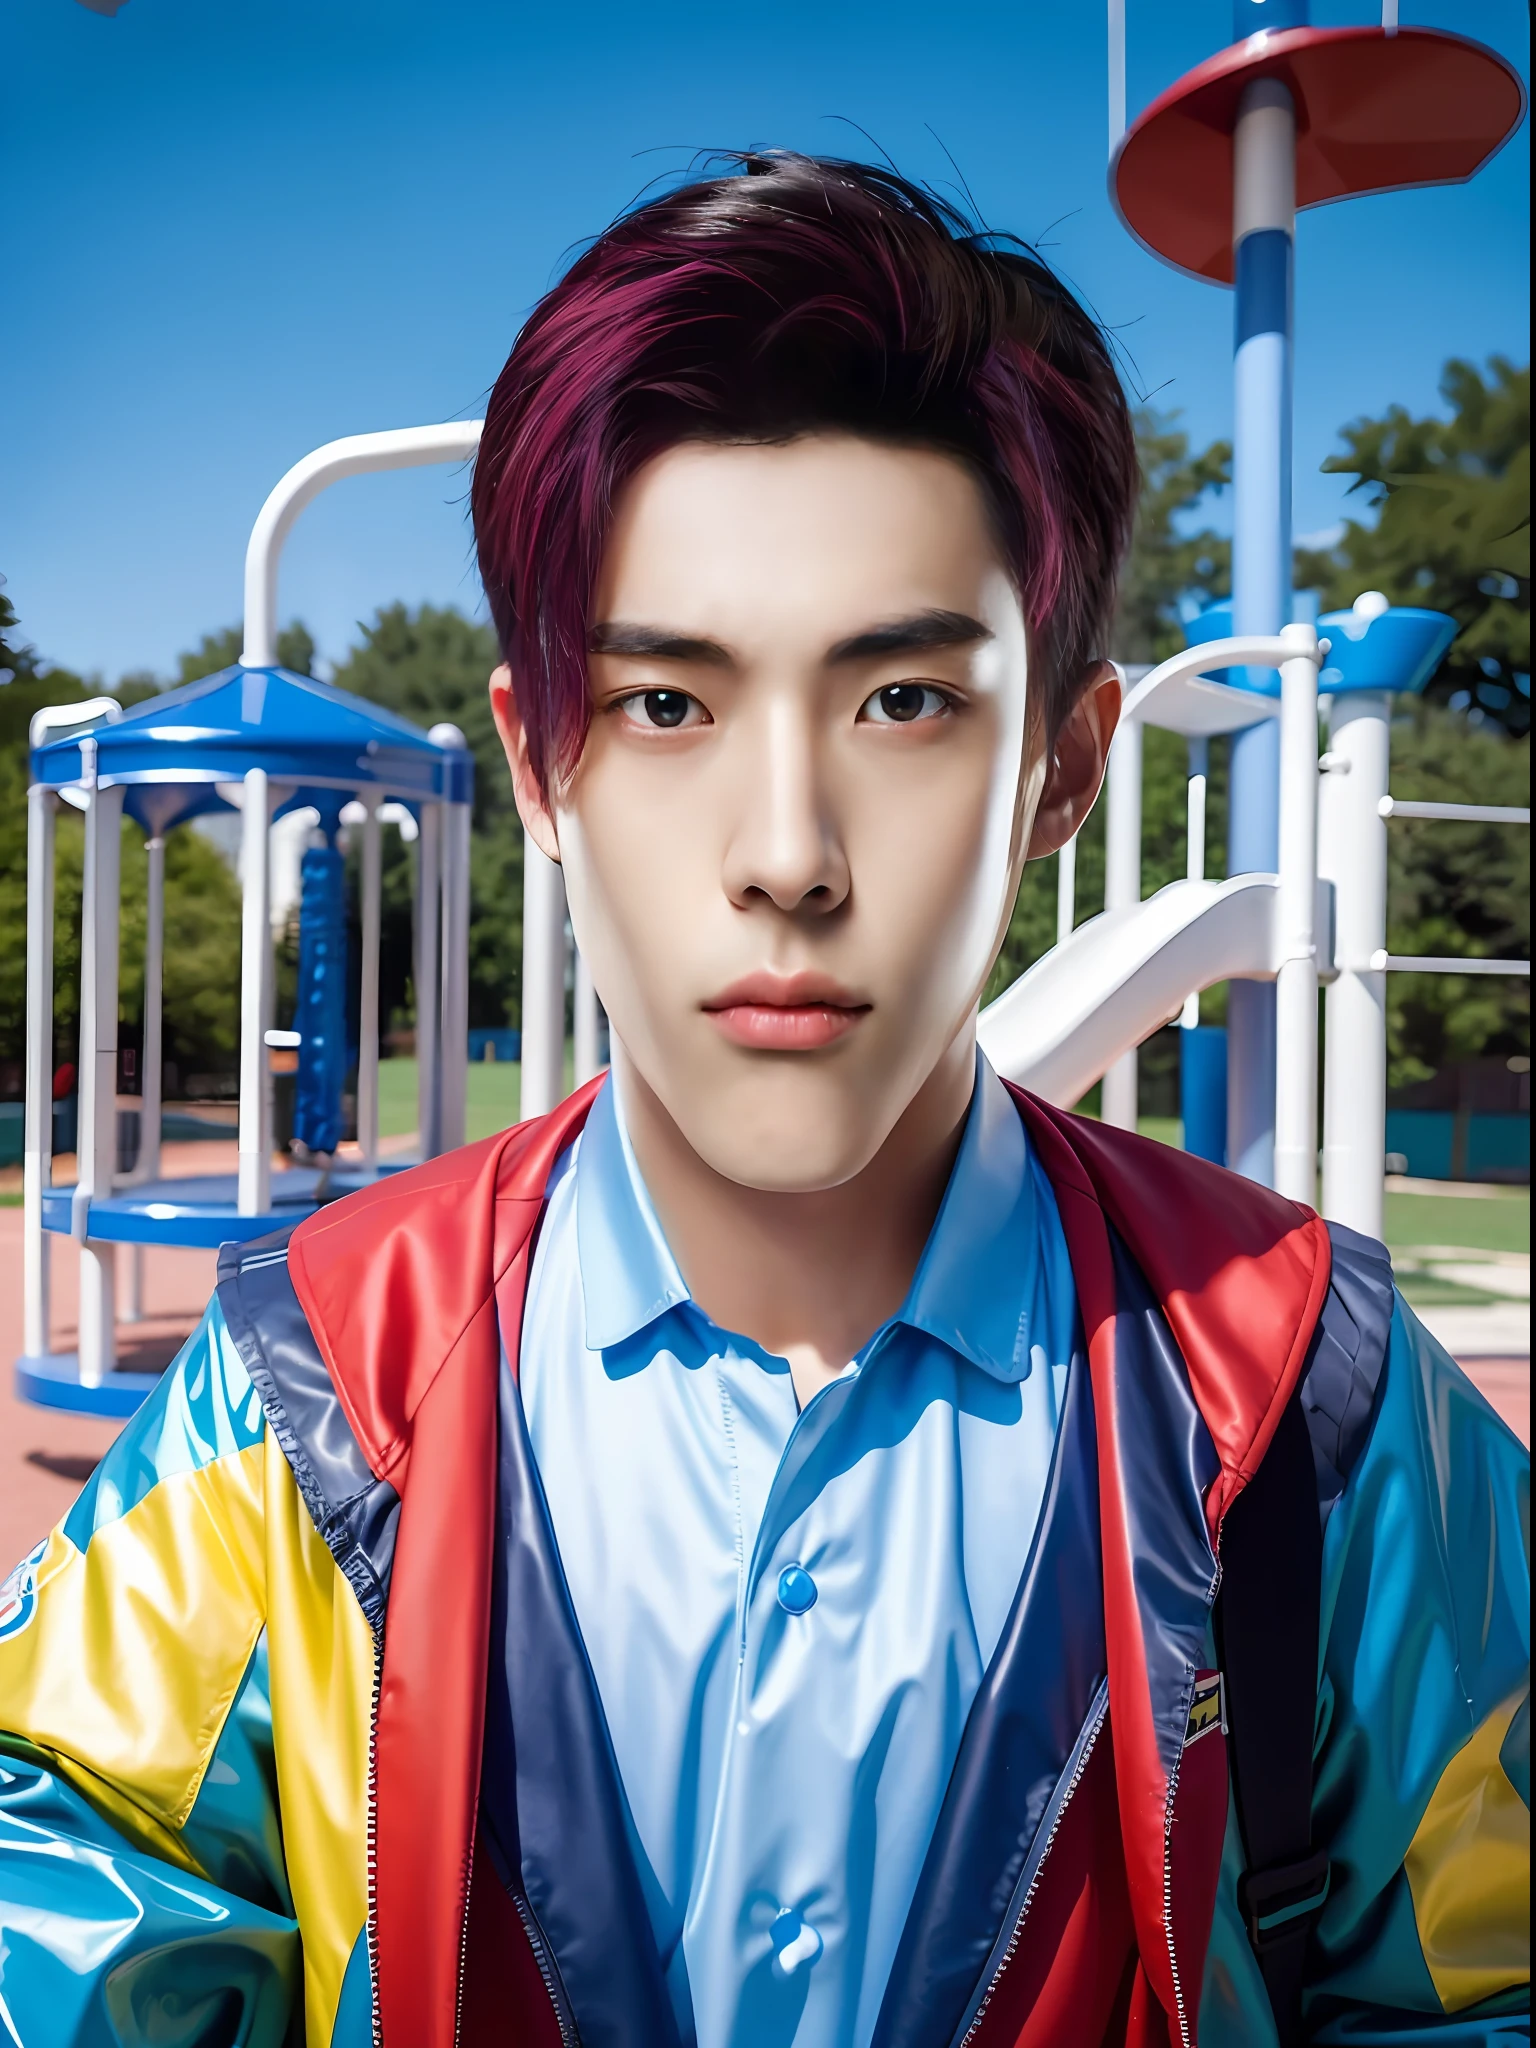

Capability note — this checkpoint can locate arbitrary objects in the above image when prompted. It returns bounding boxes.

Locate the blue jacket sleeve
[0,1303,302,2046]
[1201,1292,1530,2045]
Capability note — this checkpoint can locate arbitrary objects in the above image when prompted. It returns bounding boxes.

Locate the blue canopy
[30,664,473,832]
[1182,600,1457,699]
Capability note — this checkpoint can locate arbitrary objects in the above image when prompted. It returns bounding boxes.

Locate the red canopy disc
[1111,25,1527,285]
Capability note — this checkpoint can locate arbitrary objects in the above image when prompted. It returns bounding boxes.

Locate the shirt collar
[576,1072,692,1353]
[575,1052,1042,1381]
[896,1052,1041,1382]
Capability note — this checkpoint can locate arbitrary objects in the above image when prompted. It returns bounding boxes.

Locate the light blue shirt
[518,1054,1079,2048]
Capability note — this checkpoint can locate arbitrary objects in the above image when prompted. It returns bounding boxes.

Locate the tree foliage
[177,621,317,683]
[329,604,524,1032]
[1296,358,1530,737]
[1111,410,1231,664]
[1382,703,1528,1086]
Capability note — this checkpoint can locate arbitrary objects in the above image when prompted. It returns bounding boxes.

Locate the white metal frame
[22,430,483,1393]
[1321,722,1530,1237]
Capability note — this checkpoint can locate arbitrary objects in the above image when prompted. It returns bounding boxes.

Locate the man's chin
[657,1068,903,1197]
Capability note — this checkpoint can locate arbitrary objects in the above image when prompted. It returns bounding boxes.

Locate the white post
[1180,737,1210,1028]
[1101,713,1143,1129]
[121,1246,145,1324]
[23,784,57,1362]
[121,826,162,1331]
[1320,693,1392,1239]
[574,948,604,1086]
[1273,624,1322,1205]
[1055,838,1078,950]
[439,802,471,1152]
[138,833,165,1186]
[1107,0,1127,154]
[415,803,442,1157]
[237,768,273,1215]
[76,751,123,1388]
[241,423,483,670]
[429,724,471,1155]
[520,831,568,1120]
[357,801,382,1166]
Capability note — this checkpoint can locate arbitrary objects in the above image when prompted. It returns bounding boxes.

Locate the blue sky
[4,0,1529,682]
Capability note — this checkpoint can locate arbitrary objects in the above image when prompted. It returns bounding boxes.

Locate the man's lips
[702,973,872,1051]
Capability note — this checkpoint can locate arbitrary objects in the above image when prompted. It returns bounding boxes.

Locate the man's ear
[488,664,562,864]
[1026,662,1122,861]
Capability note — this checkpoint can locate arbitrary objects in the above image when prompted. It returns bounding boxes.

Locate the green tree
[329,604,524,1031]
[1296,358,1530,736]
[177,621,316,683]
[988,407,1234,1110]
[1112,410,1232,664]
[1296,359,1530,1076]
[0,587,252,1084]
[1380,704,1528,1086]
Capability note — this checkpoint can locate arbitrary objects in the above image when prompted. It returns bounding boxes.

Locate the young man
[0,157,1526,2048]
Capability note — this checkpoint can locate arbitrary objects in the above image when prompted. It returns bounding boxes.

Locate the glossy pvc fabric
[513,1065,1080,2046]
[0,1305,376,2046]
[0,1093,1527,2045]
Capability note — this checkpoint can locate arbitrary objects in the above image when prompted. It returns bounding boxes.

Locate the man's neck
[613,1038,976,1408]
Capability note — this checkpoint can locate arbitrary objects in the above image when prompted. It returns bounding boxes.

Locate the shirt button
[777,1563,817,1614]
[771,1906,823,1974]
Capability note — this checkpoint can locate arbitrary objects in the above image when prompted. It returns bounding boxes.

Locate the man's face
[503,434,1060,1192]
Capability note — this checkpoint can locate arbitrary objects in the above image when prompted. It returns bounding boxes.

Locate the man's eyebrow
[825,609,994,663]
[588,621,736,664]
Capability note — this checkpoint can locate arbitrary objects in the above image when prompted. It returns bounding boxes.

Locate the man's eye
[618,689,708,730]
[859,683,951,725]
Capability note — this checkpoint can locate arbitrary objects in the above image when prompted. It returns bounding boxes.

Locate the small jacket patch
[1184,1670,1226,1749]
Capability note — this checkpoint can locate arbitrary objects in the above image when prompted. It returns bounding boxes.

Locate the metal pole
[520,830,568,1120]
[76,751,123,1387]
[574,947,604,1086]
[414,803,442,1157]
[428,724,471,1155]
[23,784,57,1363]
[1272,624,1321,1204]
[1319,693,1391,1239]
[1101,713,1143,1128]
[439,802,471,1152]
[237,768,273,1215]
[1226,67,1297,1187]
[1107,0,1127,155]
[241,423,483,669]
[357,801,381,1166]
[1055,838,1078,950]
[138,834,164,1186]
[1179,736,1210,1028]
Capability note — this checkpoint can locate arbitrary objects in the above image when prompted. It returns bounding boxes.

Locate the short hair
[473,153,1137,792]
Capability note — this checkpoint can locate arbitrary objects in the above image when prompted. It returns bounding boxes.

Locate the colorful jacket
[0,1084,1527,2046]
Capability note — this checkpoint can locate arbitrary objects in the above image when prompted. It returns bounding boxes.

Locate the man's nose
[722,699,851,915]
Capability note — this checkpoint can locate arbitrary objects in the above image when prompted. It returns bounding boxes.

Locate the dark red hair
[473,153,1137,792]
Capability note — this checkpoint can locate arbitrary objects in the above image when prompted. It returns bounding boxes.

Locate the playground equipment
[20,0,1530,1403]
[1108,0,1526,1184]
[20,426,480,1415]
[975,590,1530,1241]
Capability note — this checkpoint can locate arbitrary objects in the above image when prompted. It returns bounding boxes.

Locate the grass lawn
[380,1056,524,1140]
[1383,1188,1529,1258]
[379,1055,574,1143]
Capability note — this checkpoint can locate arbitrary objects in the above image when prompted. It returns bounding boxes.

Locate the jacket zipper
[505,1888,580,2048]
[957,1692,1109,2047]
[1161,1751,1193,2048]
[365,1640,385,2048]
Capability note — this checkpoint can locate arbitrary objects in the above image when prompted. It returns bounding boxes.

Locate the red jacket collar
[287,1082,1328,2047]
